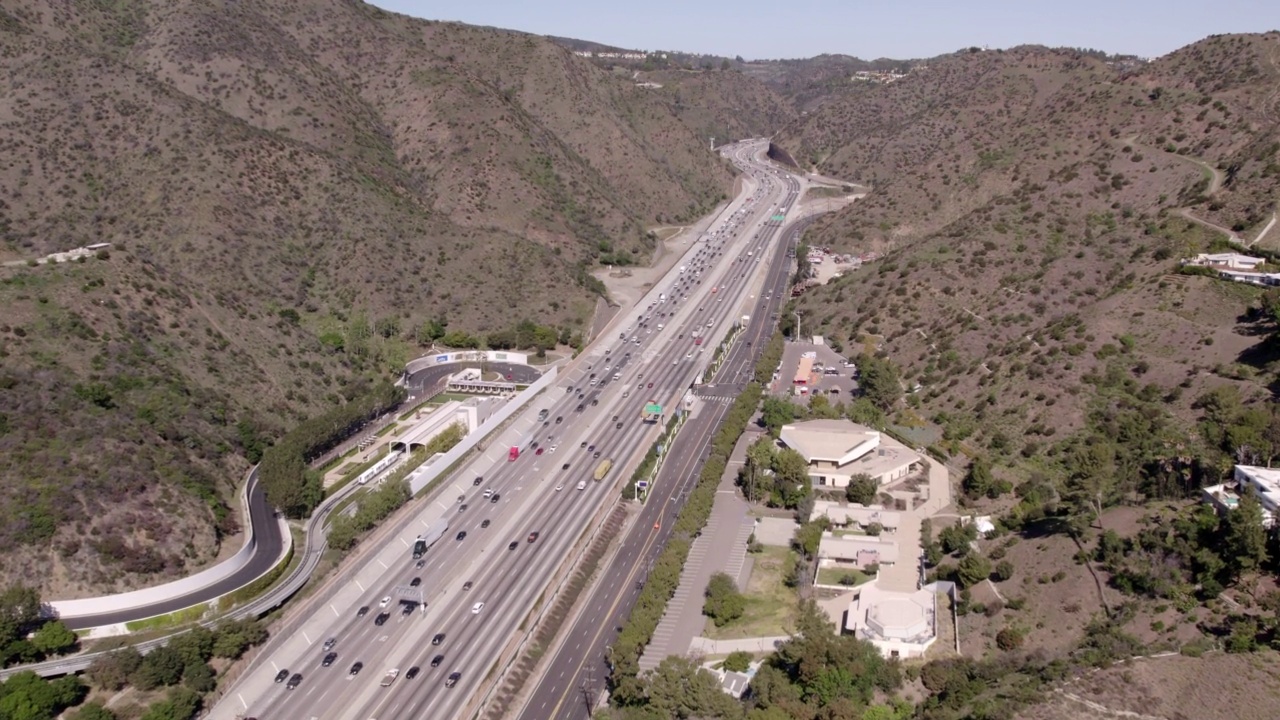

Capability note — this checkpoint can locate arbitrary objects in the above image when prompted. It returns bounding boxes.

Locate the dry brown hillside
[0,0,732,595]
[776,35,1280,476]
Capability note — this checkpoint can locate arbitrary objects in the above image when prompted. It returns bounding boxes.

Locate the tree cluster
[86,619,267,696]
[739,439,811,512]
[0,585,78,668]
[854,354,901,411]
[0,672,85,720]
[703,573,747,627]
[327,478,412,551]
[259,381,404,516]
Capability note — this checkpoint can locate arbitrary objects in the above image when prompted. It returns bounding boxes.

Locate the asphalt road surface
[57,469,284,630]
[209,139,797,720]
[516,146,810,720]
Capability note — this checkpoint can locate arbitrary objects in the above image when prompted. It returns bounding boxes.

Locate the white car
[472,602,485,615]
[555,484,564,492]
[379,596,391,609]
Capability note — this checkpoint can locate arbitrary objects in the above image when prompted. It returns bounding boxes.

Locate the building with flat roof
[812,500,901,531]
[1202,465,1280,528]
[793,353,815,385]
[778,419,922,488]
[818,534,899,567]
[843,584,937,659]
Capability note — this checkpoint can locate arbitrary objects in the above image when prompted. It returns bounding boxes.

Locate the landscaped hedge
[259,381,405,517]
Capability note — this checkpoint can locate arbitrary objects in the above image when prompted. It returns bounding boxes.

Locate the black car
[430,654,444,668]
[410,577,422,587]
[556,416,563,424]
[274,669,289,683]
[561,463,570,471]
[456,531,467,541]
[580,441,588,449]
[322,652,337,667]
[576,405,584,412]
[481,519,491,528]
[374,613,390,626]
[489,493,500,503]
[615,422,623,429]
[459,503,468,513]
[357,606,370,618]
[287,673,303,690]
[406,666,421,680]
[508,541,519,551]
[588,444,595,452]
[473,476,483,486]
[401,602,415,615]
[432,633,446,646]
[349,662,363,676]
[445,671,461,688]
[593,451,602,458]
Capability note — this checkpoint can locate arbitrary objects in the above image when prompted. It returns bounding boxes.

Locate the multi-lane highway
[514,162,811,720]
[211,139,801,720]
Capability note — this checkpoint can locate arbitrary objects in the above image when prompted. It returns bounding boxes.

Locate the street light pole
[794,311,802,341]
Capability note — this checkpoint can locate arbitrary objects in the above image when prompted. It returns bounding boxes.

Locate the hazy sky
[369,0,1275,60]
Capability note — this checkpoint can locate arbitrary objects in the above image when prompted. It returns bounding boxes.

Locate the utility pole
[580,666,597,716]
[794,311,802,341]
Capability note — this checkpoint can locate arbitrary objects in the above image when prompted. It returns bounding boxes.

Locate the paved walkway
[688,635,789,654]
[639,433,754,672]
[878,454,952,593]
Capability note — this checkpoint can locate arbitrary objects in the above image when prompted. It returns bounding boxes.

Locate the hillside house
[1202,465,1280,529]
[1184,252,1264,270]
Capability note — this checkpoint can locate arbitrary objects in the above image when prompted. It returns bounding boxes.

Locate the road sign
[636,481,649,489]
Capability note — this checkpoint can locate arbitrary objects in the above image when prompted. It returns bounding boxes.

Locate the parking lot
[773,340,859,404]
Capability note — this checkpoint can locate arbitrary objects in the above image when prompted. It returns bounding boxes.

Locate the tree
[845,474,878,505]
[0,585,43,647]
[182,660,216,693]
[212,618,268,659]
[0,672,85,720]
[742,438,776,504]
[771,447,811,508]
[856,354,902,411]
[644,655,741,718]
[792,520,827,558]
[962,457,994,498]
[703,572,746,627]
[846,397,884,428]
[994,560,1015,582]
[132,645,185,690]
[166,627,214,666]
[1065,439,1121,530]
[415,318,446,345]
[30,620,77,656]
[956,554,992,588]
[1224,491,1269,577]
[71,702,117,720]
[723,650,752,672]
[995,627,1025,650]
[139,687,201,720]
[87,647,143,691]
[760,397,796,435]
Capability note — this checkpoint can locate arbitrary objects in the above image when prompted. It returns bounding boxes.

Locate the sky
[369,0,1276,60]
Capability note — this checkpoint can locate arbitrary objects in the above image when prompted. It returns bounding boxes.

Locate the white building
[1185,252,1264,270]
[843,584,937,659]
[778,419,922,488]
[1202,465,1280,528]
[811,499,901,531]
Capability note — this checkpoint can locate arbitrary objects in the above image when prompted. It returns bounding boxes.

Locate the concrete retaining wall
[50,468,262,619]
[408,367,558,495]
[406,350,530,375]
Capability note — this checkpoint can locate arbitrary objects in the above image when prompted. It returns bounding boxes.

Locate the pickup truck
[381,668,400,687]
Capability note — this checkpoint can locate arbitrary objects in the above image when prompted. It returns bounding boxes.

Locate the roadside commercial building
[778,419,922,488]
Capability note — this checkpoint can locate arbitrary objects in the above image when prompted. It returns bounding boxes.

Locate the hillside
[776,35,1280,476]
[0,0,732,596]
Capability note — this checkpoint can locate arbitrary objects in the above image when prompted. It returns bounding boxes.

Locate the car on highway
[490,493,500,503]
[401,602,415,615]
[561,463,570,470]
[406,666,421,680]
[445,671,461,687]
[374,613,390,626]
[357,606,370,617]
[349,662,363,676]
[410,577,422,587]
[535,447,544,455]
[555,484,563,492]
[616,422,623,429]
[508,541,519,550]
[472,476,483,486]
[379,596,391,608]
[415,559,426,568]
[593,450,602,458]
[456,531,467,541]
[431,654,445,668]
[528,532,540,543]
[274,669,289,683]
[647,382,654,388]
[472,602,485,614]
[323,637,337,651]
[432,633,446,646]
[287,673,303,690]
[322,652,337,667]
[556,416,563,423]
[580,441,587,448]
[463,581,473,591]
[480,519,490,528]
[459,503,468,512]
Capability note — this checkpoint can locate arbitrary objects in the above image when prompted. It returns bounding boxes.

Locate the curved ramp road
[52,469,286,631]
[209,139,795,720]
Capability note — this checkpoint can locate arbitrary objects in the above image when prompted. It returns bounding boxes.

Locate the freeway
[210,139,796,720]
[515,147,812,720]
